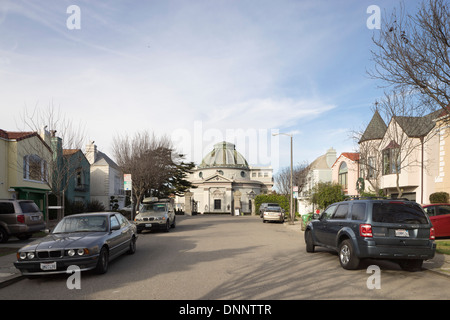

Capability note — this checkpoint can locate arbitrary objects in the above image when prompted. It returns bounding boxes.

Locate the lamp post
[273,132,294,225]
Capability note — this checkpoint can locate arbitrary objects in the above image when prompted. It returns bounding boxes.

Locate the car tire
[164,220,170,232]
[171,216,176,228]
[127,236,136,255]
[0,228,9,243]
[399,259,423,272]
[339,239,360,270]
[305,230,315,253]
[95,247,109,274]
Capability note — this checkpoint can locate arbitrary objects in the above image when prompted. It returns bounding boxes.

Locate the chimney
[326,147,337,168]
[85,141,97,164]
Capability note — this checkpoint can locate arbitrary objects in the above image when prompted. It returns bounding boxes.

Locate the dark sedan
[14,212,137,276]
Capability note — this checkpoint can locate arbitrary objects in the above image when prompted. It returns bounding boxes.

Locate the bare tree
[113,131,195,220]
[370,0,450,116]
[275,162,309,196]
[17,102,87,221]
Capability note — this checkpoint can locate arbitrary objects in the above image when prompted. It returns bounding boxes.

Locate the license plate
[145,223,152,227]
[395,229,409,237]
[31,216,40,221]
[40,262,57,271]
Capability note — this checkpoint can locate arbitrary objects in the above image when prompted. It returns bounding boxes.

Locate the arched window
[338,161,348,189]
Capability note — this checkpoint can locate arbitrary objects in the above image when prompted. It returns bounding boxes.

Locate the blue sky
[0,0,423,173]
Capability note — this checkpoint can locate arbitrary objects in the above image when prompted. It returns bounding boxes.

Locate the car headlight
[77,248,86,256]
[19,252,27,260]
[27,252,35,259]
[68,249,76,256]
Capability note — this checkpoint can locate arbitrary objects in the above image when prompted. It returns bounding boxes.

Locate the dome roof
[199,142,249,169]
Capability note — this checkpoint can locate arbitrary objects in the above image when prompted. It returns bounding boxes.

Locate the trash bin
[301,213,312,231]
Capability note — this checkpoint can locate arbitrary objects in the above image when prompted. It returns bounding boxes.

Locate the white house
[85,142,125,210]
[297,147,337,214]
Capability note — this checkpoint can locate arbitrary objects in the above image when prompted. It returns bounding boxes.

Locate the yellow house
[0,130,52,215]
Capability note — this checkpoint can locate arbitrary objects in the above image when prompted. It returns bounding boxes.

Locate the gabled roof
[359,110,387,143]
[331,152,360,168]
[0,129,52,153]
[393,110,440,138]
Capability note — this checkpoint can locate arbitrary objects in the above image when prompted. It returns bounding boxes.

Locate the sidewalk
[0,224,449,289]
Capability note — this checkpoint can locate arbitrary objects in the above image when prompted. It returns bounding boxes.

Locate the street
[1,214,450,300]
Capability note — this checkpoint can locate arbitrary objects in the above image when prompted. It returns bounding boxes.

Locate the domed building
[177,141,273,215]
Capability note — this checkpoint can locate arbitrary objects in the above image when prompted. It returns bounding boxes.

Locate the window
[338,162,348,189]
[372,203,428,224]
[110,216,120,230]
[351,203,366,220]
[0,202,14,214]
[331,204,348,219]
[382,143,401,175]
[321,205,337,220]
[75,168,83,187]
[23,154,48,182]
[214,199,221,210]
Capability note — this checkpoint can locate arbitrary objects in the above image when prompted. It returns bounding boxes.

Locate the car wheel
[399,259,423,272]
[127,236,136,255]
[171,216,176,228]
[305,230,315,253]
[95,247,109,274]
[164,220,170,232]
[339,239,360,270]
[0,228,9,243]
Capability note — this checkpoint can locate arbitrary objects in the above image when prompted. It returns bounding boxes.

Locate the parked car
[0,199,46,243]
[259,203,281,218]
[262,205,285,223]
[304,198,436,271]
[423,204,450,238]
[14,212,137,276]
[134,198,176,233]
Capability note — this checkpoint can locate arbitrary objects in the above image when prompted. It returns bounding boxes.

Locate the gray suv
[304,198,436,271]
[0,199,46,243]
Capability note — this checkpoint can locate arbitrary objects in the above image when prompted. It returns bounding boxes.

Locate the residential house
[331,152,360,196]
[297,147,336,214]
[359,110,440,203]
[63,149,90,205]
[0,129,52,217]
[85,141,124,210]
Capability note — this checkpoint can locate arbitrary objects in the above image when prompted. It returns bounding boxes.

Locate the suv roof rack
[344,196,415,201]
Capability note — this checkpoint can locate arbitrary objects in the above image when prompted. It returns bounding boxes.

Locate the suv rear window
[372,202,428,224]
[19,201,40,213]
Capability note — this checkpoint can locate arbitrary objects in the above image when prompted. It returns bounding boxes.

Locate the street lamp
[272,132,294,225]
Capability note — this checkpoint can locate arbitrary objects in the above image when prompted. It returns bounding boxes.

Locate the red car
[422,204,450,238]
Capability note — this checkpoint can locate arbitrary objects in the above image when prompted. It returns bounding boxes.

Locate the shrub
[429,192,449,204]
[86,199,106,212]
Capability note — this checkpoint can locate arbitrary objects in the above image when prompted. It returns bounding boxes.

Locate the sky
[0,0,424,174]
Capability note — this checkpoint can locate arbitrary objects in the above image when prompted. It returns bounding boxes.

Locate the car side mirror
[111,224,120,231]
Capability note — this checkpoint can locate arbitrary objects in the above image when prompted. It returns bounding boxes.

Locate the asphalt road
[1,214,450,301]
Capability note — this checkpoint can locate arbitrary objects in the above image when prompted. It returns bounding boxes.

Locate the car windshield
[53,216,108,233]
[140,203,167,216]
[266,206,281,212]
[372,202,429,224]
